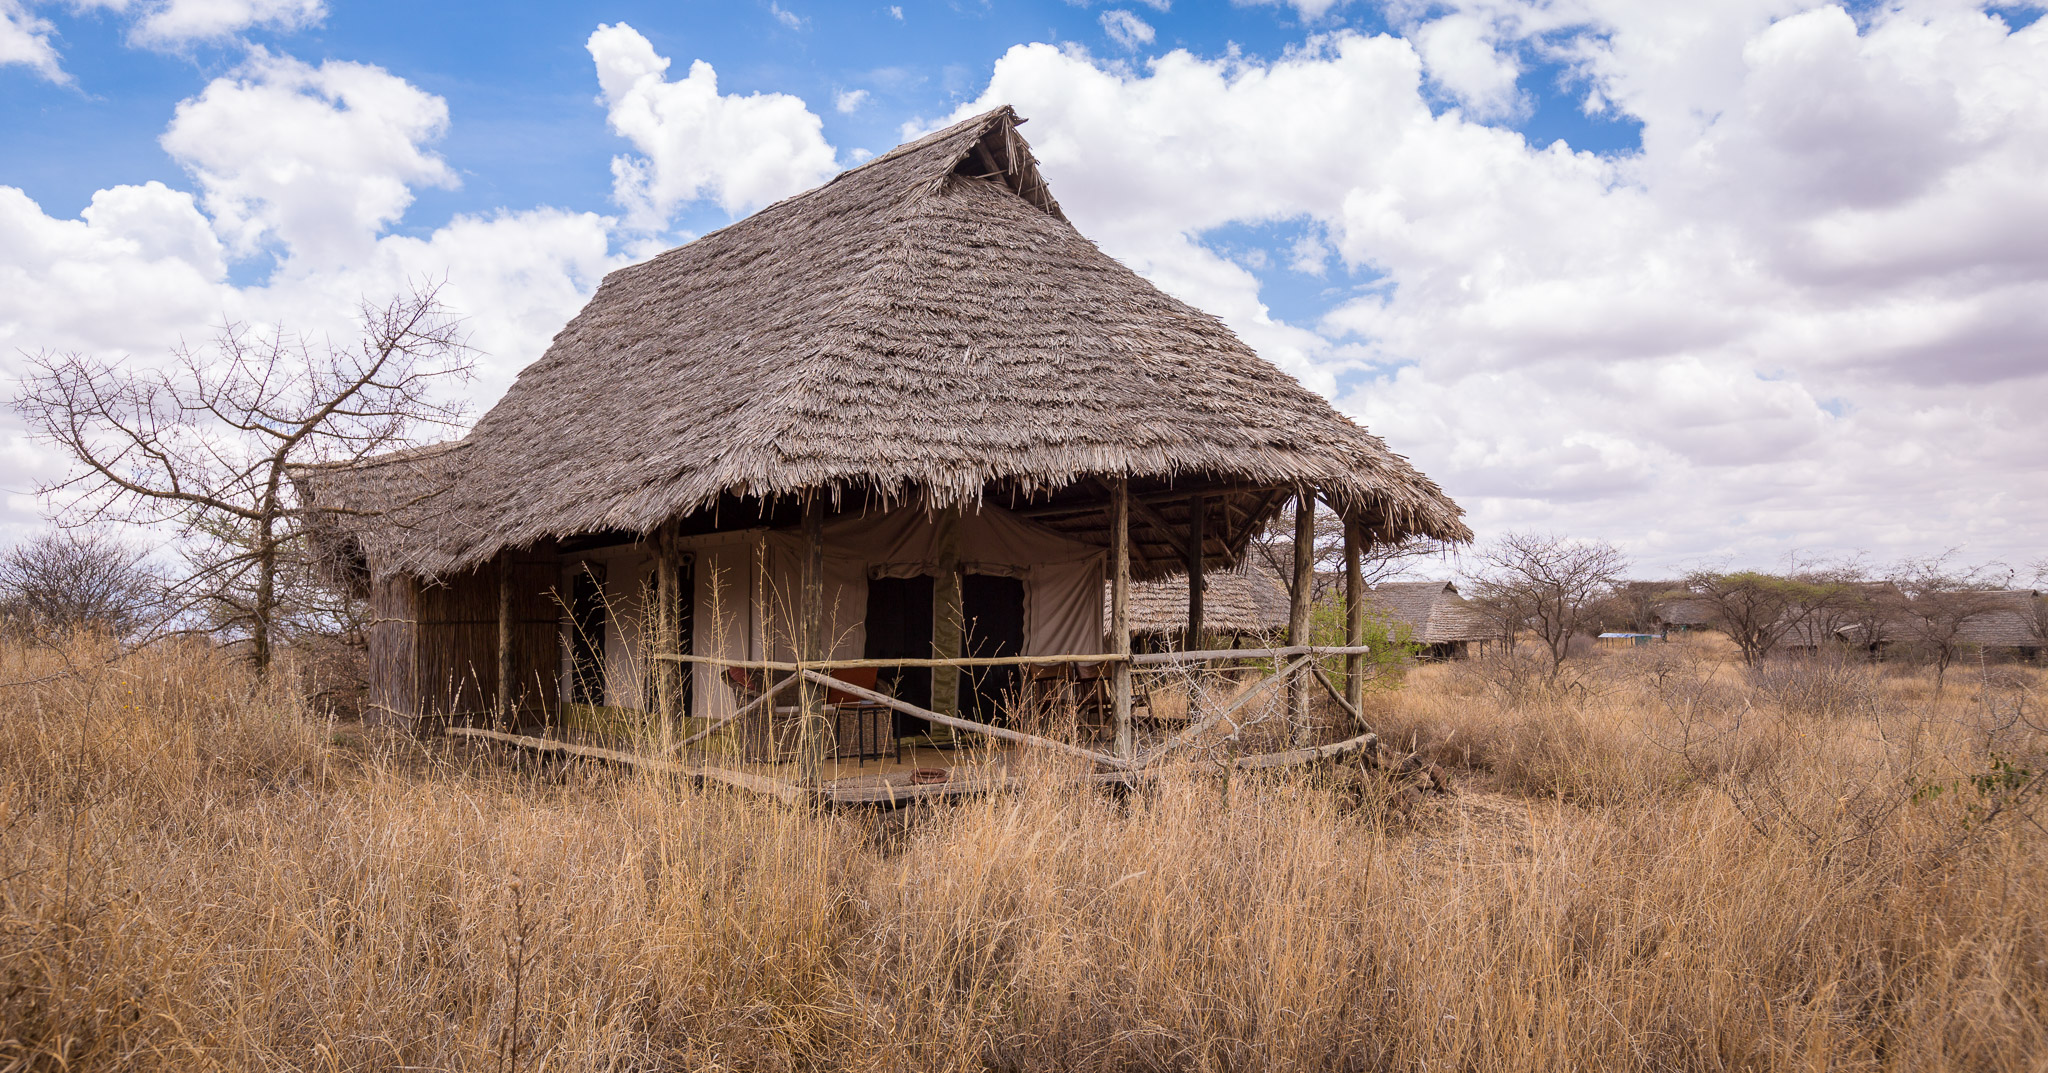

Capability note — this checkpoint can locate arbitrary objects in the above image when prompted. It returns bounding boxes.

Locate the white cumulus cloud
[1412,12,1523,120]
[947,4,2048,570]
[129,0,326,47]
[159,49,456,264]
[1235,0,1351,21]
[587,22,839,227]
[1101,9,1156,50]
[0,0,64,81]
[835,87,869,113]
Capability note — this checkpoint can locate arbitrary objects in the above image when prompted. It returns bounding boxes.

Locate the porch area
[448,641,1384,805]
[373,475,1405,802]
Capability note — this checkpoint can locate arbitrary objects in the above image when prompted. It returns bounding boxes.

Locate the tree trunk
[252,515,275,677]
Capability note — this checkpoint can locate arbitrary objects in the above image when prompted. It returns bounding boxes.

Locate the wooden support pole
[496,554,513,732]
[1186,492,1206,725]
[798,497,827,787]
[653,523,681,755]
[930,506,963,717]
[1186,493,1205,650]
[1345,515,1365,716]
[1111,477,1133,760]
[1289,488,1316,746]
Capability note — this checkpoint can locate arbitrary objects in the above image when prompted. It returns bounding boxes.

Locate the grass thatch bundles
[302,106,1467,579]
[1368,580,1494,646]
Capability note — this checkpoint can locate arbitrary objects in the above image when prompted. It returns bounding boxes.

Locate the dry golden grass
[2,636,2044,1071]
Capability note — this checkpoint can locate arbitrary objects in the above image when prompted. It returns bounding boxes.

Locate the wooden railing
[650,645,1375,772]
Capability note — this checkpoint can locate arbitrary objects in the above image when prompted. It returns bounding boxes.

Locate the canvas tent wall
[549,501,1103,720]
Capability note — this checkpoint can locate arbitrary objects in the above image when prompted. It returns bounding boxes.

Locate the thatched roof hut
[1655,597,1715,631]
[1366,580,1493,655]
[300,106,1467,746]
[1125,562,1292,640]
[1955,590,2043,648]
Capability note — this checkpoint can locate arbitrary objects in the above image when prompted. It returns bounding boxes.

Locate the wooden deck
[445,726,1135,805]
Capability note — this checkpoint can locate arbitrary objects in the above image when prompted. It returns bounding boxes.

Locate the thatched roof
[1123,562,1292,636]
[1368,580,1492,645]
[1368,577,1499,647]
[1955,590,2043,647]
[1655,598,1716,628]
[303,105,1467,578]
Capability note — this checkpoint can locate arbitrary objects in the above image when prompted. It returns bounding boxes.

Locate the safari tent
[302,106,1467,798]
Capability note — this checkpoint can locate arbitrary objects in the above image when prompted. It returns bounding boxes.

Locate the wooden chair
[823,666,899,764]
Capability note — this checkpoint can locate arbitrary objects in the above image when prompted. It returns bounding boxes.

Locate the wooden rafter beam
[973,140,1007,180]
[1127,493,1196,565]
[1226,487,1287,558]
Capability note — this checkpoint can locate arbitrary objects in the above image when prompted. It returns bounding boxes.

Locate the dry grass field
[1,636,2044,1071]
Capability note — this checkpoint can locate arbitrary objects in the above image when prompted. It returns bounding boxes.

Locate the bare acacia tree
[1682,570,1835,668]
[13,285,471,674]
[1465,532,1627,675]
[1889,555,2009,691]
[2026,559,2048,650]
[1596,580,1689,634]
[0,528,163,639]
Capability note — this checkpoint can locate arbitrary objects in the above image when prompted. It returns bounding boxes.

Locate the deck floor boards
[444,726,1127,804]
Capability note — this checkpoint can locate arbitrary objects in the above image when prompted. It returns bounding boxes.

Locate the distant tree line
[1457,533,2045,688]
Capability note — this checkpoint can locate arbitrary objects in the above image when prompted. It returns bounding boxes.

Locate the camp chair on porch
[726,665,898,765]
[822,667,900,765]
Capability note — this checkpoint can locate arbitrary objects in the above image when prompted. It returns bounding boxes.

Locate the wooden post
[1185,492,1205,725]
[799,497,827,786]
[496,554,513,732]
[1111,478,1133,760]
[1345,515,1365,715]
[654,523,681,755]
[1289,488,1315,745]
[930,507,963,717]
[1185,494,1205,649]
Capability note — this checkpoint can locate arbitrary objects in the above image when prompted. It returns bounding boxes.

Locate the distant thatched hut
[1954,590,2044,658]
[300,107,1466,783]
[1366,580,1494,660]
[1124,563,1292,651]
[1654,597,1715,635]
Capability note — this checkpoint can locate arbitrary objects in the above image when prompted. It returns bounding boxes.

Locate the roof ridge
[726,109,1070,474]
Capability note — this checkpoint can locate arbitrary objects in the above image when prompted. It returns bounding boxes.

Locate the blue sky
[3,0,2047,575]
[5,1,1644,271]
